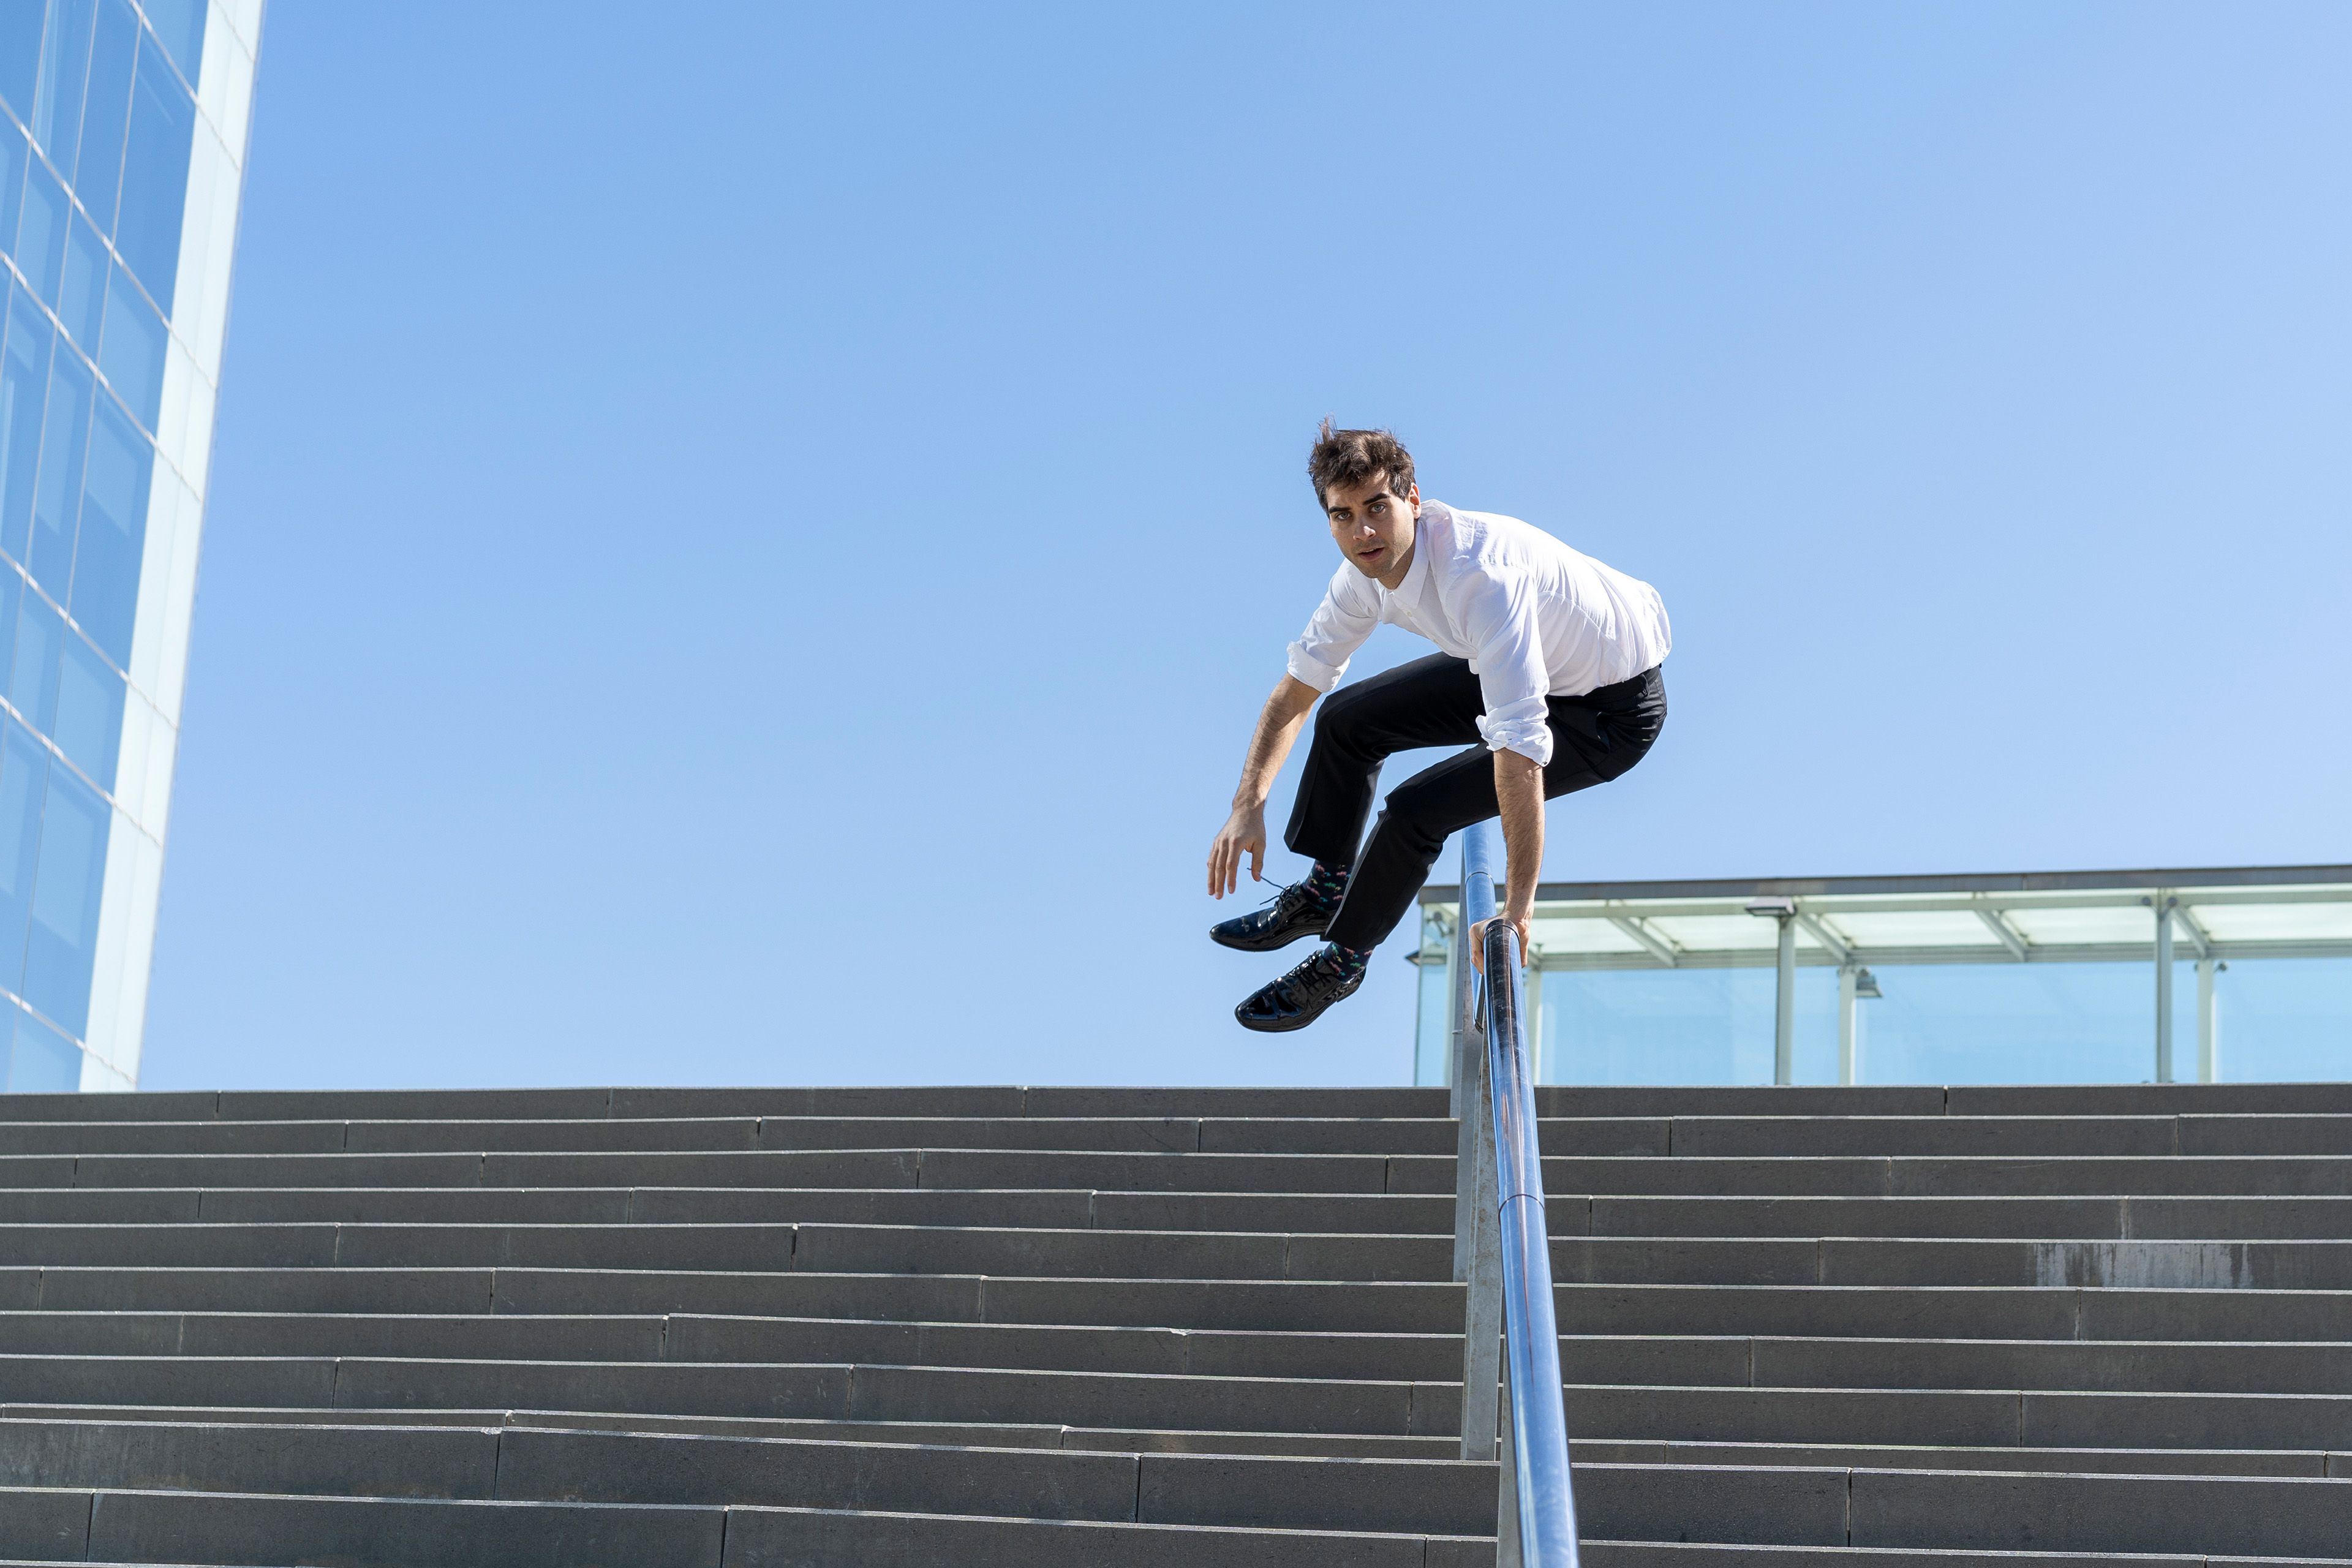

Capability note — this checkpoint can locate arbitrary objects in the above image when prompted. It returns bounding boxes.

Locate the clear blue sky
[142,2,2352,1091]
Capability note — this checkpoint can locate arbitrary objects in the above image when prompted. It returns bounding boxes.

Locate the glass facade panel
[1846,962,2158,1086]
[0,718,45,995]
[6,1003,80,1091]
[1538,967,1842,1087]
[15,154,64,305]
[69,388,141,664]
[56,204,100,345]
[1415,968,1450,1087]
[0,567,19,690]
[70,0,135,232]
[26,342,86,589]
[51,627,118,788]
[138,0,203,88]
[9,585,59,732]
[94,263,157,428]
[113,31,189,312]
[2200,958,2352,1084]
[0,284,48,557]
[23,755,105,1034]
[31,0,96,172]
[0,120,23,257]
[0,4,40,121]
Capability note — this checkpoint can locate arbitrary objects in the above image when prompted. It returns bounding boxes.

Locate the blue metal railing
[1460,821,1580,1566]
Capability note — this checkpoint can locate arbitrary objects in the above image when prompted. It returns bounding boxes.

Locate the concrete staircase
[0,1083,2341,1565]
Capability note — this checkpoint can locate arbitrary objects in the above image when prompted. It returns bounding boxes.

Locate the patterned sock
[1300,861,1352,913]
[1316,940,1373,980]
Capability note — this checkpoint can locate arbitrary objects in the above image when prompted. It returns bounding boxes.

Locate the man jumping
[1207,423,1672,1032]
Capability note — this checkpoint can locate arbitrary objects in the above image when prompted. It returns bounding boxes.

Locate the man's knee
[1311,681,1379,752]
[1376,777,1456,853]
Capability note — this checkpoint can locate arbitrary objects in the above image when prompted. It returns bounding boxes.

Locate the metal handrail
[1459,821,1580,1566]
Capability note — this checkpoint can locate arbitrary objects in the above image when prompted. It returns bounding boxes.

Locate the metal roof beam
[1419,864,2352,907]
[1528,935,2352,972]
[1793,909,1852,965]
[1974,906,2030,961]
[1501,886,2352,921]
[1607,914,1680,968]
[2173,905,2213,960]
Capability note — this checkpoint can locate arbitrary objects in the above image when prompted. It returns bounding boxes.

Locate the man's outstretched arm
[1208,675,1321,897]
[1477,748,1544,971]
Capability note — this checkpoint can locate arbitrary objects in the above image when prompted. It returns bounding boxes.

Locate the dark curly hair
[1306,418,1415,510]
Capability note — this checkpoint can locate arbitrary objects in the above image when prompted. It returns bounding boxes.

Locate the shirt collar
[1393,499,1446,601]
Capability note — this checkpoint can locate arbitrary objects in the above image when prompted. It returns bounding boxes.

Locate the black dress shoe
[1234,948,1366,1033]
[1210,880,1333,952]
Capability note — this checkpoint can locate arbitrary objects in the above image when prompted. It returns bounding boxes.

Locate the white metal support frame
[1838,965,1861,1086]
[1525,954,1546,1084]
[2148,893,2178,1083]
[2198,958,2223,1084]
[1744,897,1799,1085]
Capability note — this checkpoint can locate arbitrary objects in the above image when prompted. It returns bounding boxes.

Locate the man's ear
[1406,481,1422,517]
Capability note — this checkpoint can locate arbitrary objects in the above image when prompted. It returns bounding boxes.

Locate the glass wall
[0,0,262,1089]
[1413,875,2352,1089]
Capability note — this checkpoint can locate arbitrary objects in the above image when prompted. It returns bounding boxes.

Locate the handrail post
[1460,1029,1502,1458]
[1456,831,1504,1445]
[1450,856,1480,1281]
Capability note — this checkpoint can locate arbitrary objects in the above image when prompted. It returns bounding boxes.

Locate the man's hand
[1208,676,1319,900]
[1208,806,1267,897]
[1475,747,1544,973]
[1469,914,1533,974]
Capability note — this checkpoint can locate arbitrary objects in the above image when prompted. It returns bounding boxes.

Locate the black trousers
[1285,656,1667,951]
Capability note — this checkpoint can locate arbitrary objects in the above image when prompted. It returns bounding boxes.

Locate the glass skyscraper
[0,1,261,1090]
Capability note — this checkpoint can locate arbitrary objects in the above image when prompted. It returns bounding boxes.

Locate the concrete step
[1547,1155,2352,1198]
[1579,1549,2352,1568]
[9,1308,2352,1392]
[0,1402,1471,1458]
[0,1185,1449,1234]
[20,1187,2352,1245]
[29,1146,2352,1199]
[0,1420,1502,1536]
[1576,1436,2351,1477]
[0,1311,1458,1379]
[8,1348,2352,1449]
[2,1301,2343,1380]
[1558,1284,2352,1343]
[13,1080,2352,1125]
[1662,1116,2352,1160]
[10,1463,2352,1564]
[1570,1196,2352,1240]
[13,1112,2352,1162]
[1719,1335,2352,1395]
[1,1486,1479,1567]
[23,1267,1471,1332]
[0,1354,1454,1434]
[50,1148,1418,1194]
[20,1223,2350,1288]
[30,1264,2352,1343]
[1565,1381,2352,1450]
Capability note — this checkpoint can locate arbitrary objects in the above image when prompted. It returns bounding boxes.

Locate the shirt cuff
[1286,641,1348,694]
[1476,712,1555,769]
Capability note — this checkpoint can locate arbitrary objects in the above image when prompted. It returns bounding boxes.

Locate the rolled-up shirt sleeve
[1285,567,1379,694]
[1460,573,1555,767]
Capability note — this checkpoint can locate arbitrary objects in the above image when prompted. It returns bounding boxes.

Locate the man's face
[1324,473,1420,587]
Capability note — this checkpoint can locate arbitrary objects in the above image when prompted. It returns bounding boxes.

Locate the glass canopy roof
[1416,865,2352,971]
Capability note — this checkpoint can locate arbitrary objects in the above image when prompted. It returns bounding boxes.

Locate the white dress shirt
[1285,500,1672,769]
